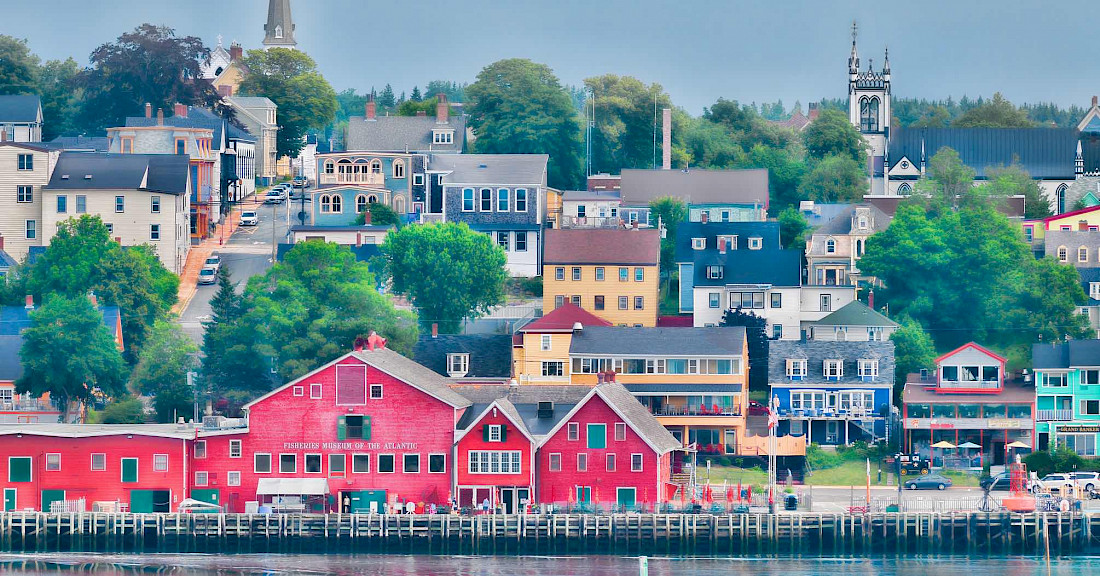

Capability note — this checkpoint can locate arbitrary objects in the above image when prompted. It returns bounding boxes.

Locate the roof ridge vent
[84,174,93,179]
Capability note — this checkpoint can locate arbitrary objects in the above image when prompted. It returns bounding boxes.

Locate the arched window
[897,182,912,195]
[1080,246,1089,263]
[855,238,864,256]
[337,159,351,182]
[320,195,331,213]
[324,160,334,175]
[860,96,880,132]
[353,159,368,183]
[393,159,405,179]
[274,25,283,39]
[367,194,378,204]
[825,238,836,254]
[394,196,406,214]
[356,194,368,213]
[370,159,382,174]
[1058,246,1068,262]
[331,194,342,213]
[1057,184,1068,214]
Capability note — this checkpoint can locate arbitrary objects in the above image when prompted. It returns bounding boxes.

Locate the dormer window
[692,238,705,250]
[786,359,807,380]
[824,359,843,380]
[858,216,868,229]
[1090,282,1100,300]
[826,238,836,254]
[858,359,878,381]
[447,353,469,377]
[433,130,454,144]
[706,265,723,280]
[274,25,283,39]
[748,237,762,250]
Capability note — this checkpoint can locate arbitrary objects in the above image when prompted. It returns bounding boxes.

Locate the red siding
[194,356,461,512]
[537,394,665,507]
[0,435,189,511]
[456,408,534,488]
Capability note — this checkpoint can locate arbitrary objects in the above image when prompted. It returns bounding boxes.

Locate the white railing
[50,498,87,513]
[1036,409,1074,422]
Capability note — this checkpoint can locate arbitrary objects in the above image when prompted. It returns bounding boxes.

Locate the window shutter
[363,416,371,441]
[500,425,508,442]
[337,416,346,441]
[482,424,490,442]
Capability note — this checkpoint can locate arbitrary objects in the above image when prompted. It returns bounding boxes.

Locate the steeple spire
[263,0,296,50]
[848,20,860,74]
[883,47,890,75]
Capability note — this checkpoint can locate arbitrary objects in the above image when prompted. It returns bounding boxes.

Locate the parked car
[1071,472,1099,492]
[198,266,217,285]
[904,473,952,491]
[980,471,1038,492]
[892,453,931,476]
[204,254,221,272]
[263,189,286,204]
[292,176,308,187]
[747,401,768,416]
[239,210,258,226]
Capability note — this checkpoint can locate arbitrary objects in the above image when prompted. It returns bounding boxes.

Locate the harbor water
[0,553,1098,575]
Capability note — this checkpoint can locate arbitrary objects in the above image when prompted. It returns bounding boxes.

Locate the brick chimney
[145,103,152,118]
[0,131,6,142]
[0,235,4,250]
[156,108,164,126]
[365,96,376,121]
[431,323,439,338]
[353,336,366,352]
[1081,220,1090,231]
[24,295,33,310]
[436,94,449,123]
[1094,95,1098,108]
[174,103,188,118]
[366,331,387,351]
[364,208,372,225]
[229,42,243,62]
[808,102,820,121]
[868,289,874,311]
[88,292,98,307]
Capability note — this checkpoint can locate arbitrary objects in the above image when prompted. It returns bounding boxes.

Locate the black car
[981,472,1012,491]
[904,473,952,490]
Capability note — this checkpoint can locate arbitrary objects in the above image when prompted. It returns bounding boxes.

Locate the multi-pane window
[515,188,527,211]
[1080,247,1089,263]
[577,453,588,472]
[195,471,208,486]
[76,195,86,213]
[555,267,565,281]
[619,267,629,281]
[824,359,843,380]
[549,453,561,471]
[594,295,605,310]
[771,293,782,308]
[497,231,509,250]
[730,292,765,309]
[567,422,579,441]
[462,188,474,211]
[17,185,32,202]
[153,454,168,471]
[858,359,879,381]
[541,335,552,351]
[541,361,564,377]
[151,196,161,213]
[634,268,644,282]
[468,451,522,474]
[790,391,826,411]
[709,293,720,308]
[1044,373,1068,387]
[572,267,582,281]
[706,265,723,279]
[631,453,644,472]
[618,296,628,310]
[595,267,605,281]
[606,453,616,471]
[634,296,644,310]
[115,196,125,213]
[56,195,67,213]
[448,353,469,375]
[480,188,492,211]
[228,471,241,486]
[615,422,627,441]
[150,224,160,241]
[17,154,33,170]
[786,359,807,380]
[1082,370,1100,385]
[45,453,61,471]
[229,440,242,458]
[497,188,509,211]
[515,232,527,251]
[91,453,106,471]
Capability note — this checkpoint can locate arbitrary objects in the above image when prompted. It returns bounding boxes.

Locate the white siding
[0,146,57,260]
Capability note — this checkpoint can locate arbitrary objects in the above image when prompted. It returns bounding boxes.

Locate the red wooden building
[0,425,191,512]
[536,382,681,511]
[454,398,536,513]
[192,337,472,513]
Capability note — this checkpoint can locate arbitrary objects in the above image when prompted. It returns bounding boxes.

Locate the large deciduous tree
[952,93,1035,128]
[18,295,128,416]
[648,196,687,278]
[777,206,809,250]
[583,74,673,172]
[982,163,1052,219]
[721,308,769,392]
[888,314,937,398]
[238,48,338,158]
[129,320,196,423]
[802,108,867,165]
[466,59,584,189]
[77,24,220,133]
[246,241,417,380]
[797,153,868,203]
[37,57,82,139]
[379,223,507,334]
[0,35,39,95]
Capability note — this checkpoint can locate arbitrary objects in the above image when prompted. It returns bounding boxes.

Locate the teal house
[1033,341,1100,457]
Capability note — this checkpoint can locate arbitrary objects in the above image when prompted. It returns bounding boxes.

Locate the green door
[348,490,386,513]
[576,486,591,503]
[129,489,154,513]
[191,489,220,509]
[41,490,65,513]
[616,487,636,510]
[121,458,138,483]
[4,488,16,511]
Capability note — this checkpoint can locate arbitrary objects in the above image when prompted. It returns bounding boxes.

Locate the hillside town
[2,1,1100,522]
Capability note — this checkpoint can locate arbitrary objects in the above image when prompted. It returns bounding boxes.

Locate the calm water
[0,554,1097,575]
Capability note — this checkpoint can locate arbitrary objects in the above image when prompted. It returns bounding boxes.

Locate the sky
[5,0,1099,115]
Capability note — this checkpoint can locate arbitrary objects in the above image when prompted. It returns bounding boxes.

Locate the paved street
[177,198,297,344]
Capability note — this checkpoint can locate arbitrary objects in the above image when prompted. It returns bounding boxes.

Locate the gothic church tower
[846,22,890,194]
[263,0,296,50]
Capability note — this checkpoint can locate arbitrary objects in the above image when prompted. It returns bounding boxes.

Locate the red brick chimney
[24,295,33,310]
[868,289,874,311]
[431,323,439,338]
[366,331,387,351]
[1081,220,1090,231]
[364,208,372,225]
[156,108,164,126]
[365,96,376,121]
[174,103,188,118]
[88,292,98,307]
[436,94,449,123]
[229,42,243,62]
[808,102,820,121]
[145,103,152,118]
[1094,95,1098,108]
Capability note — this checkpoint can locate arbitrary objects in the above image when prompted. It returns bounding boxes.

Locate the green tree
[96,398,146,424]
[648,196,687,278]
[410,86,422,101]
[425,80,465,102]
[377,83,396,109]
[466,58,584,189]
[18,295,128,416]
[129,320,196,423]
[37,57,82,139]
[798,153,869,203]
[397,96,438,117]
[953,93,1035,128]
[77,24,221,134]
[743,144,806,211]
[23,215,178,361]
[982,163,1052,219]
[921,147,980,211]
[889,314,936,397]
[777,206,809,250]
[379,223,507,334]
[201,267,270,400]
[0,35,39,94]
[238,48,338,158]
[583,74,673,172]
[334,88,367,124]
[246,241,418,380]
[802,108,867,165]
[721,308,769,392]
[354,202,399,226]
[911,106,951,128]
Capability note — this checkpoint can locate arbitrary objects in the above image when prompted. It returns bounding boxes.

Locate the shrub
[96,398,147,424]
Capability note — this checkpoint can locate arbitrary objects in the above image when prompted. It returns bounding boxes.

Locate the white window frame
[228,471,241,486]
[858,359,879,381]
[370,384,383,399]
[45,453,61,471]
[352,453,370,473]
[150,224,160,241]
[515,188,527,212]
[428,453,447,474]
[91,453,106,471]
[279,453,297,474]
[748,237,762,250]
[194,440,207,459]
[824,359,843,380]
[310,383,322,399]
[631,453,644,472]
[153,453,168,472]
[448,353,470,376]
[229,440,242,458]
[195,471,209,486]
[377,453,396,473]
[292,385,304,397]
[304,453,323,474]
[615,422,627,441]
[577,452,588,472]
[254,453,272,474]
[692,238,705,250]
[402,453,420,474]
[786,359,807,380]
[541,335,552,351]
[488,424,503,443]
[549,452,562,472]
[567,422,579,441]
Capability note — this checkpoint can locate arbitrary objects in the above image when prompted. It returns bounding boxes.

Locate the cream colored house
[0,142,59,261]
[227,96,278,185]
[42,153,191,274]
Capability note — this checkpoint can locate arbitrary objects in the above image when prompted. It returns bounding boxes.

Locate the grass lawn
[703,461,980,488]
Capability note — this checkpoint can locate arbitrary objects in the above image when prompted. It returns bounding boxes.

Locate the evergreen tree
[410,86,422,101]
[201,267,269,400]
[378,84,396,109]
[721,308,769,392]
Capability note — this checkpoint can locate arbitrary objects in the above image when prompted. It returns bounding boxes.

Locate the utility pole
[188,371,198,423]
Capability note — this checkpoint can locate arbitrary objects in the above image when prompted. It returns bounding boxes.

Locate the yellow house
[542,228,661,327]
[1022,205,1100,244]
[513,303,612,384]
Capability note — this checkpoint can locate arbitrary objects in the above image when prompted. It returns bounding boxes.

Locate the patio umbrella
[1006,441,1030,449]
[958,441,981,449]
[931,440,956,468]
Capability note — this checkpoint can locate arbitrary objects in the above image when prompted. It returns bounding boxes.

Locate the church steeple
[848,20,860,75]
[263,0,296,50]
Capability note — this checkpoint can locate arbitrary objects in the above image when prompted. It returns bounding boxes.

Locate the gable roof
[691,248,802,288]
[569,326,746,357]
[45,153,190,195]
[412,334,513,379]
[450,384,588,438]
[520,303,611,333]
[0,95,42,123]
[43,136,109,152]
[890,127,1079,179]
[813,204,892,236]
[0,304,122,381]
[934,341,1007,365]
[433,154,548,186]
[769,340,895,387]
[815,300,898,328]
[1032,204,1100,228]
[674,221,781,262]
[619,168,769,209]
[454,397,534,444]
[543,228,660,265]
[537,382,681,454]
[1032,340,1100,369]
[346,115,466,153]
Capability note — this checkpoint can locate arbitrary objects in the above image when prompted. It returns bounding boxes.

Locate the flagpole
[866,457,871,511]
[768,394,779,514]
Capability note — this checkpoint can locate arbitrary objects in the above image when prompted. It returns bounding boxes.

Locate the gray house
[0,95,43,143]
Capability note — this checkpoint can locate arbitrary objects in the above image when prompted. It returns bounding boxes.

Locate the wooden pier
[1,512,1098,555]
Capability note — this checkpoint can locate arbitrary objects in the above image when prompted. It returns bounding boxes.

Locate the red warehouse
[0,425,191,512]
[192,337,472,513]
[536,382,682,511]
[454,398,536,513]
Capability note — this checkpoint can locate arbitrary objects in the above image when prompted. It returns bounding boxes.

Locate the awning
[255,478,330,495]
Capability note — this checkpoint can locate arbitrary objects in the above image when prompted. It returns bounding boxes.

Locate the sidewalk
[171,198,258,316]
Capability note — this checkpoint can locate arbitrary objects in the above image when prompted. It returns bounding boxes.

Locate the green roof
[815,301,897,328]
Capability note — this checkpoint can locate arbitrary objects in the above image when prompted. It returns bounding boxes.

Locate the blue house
[313,152,427,224]
[769,340,895,446]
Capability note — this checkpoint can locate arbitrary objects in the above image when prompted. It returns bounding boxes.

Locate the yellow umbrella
[1006,441,1030,449]
[931,441,957,449]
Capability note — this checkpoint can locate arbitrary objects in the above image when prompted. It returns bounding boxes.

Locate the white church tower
[846,22,891,195]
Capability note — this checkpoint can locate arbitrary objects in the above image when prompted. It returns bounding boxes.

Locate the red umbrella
[726,485,734,503]
[568,486,575,504]
[736,480,742,503]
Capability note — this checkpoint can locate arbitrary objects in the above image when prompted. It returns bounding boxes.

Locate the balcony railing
[780,408,880,419]
[319,173,386,187]
[0,398,59,412]
[559,215,627,229]
[1036,409,1074,422]
[937,380,1001,390]
[650,406,742,417]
